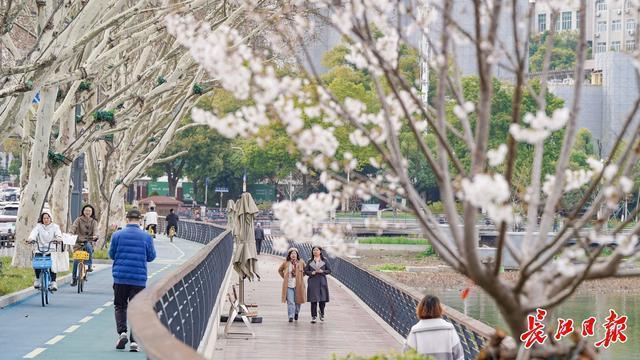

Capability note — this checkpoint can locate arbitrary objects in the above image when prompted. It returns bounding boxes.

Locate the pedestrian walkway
[0,236,202,359]
[217,255,402,360]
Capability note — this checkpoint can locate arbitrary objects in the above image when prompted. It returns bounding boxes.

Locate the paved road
[0,236,202,359]
[218,255,402,359]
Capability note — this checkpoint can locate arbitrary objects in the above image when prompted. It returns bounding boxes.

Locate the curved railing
[129,220,233,360]
[262,237,508,360]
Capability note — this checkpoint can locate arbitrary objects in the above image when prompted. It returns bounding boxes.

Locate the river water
[427,288,639,359]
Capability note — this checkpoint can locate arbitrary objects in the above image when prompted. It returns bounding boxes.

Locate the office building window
[597,21,607,33]
[612,20,622,31]
[555,17,561,31]
[538,13,547,32]
[625,0,632,10]
[611,41,621,51]
[627,39,636,51]
[576,11,580,29]
[561,12,572,30]
[627,19,636,31]
[596,42,607,53]
[596,0,607,12]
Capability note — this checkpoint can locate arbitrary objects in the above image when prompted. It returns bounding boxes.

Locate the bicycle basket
[73,250,90,261]
[32,256,52,270]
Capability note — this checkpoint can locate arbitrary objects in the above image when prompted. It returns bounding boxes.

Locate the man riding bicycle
[144,206,158,238]
[165,208,179,235]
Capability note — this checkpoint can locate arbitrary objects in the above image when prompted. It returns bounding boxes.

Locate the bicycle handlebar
[28,239,59,253]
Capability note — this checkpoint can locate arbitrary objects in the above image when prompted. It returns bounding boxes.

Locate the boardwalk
[217,255,402,360]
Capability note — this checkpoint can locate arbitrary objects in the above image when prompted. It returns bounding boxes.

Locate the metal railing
[129,220,233,360]
[262,237,505,360]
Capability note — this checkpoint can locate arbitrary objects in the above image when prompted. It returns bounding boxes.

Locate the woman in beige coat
[278,248,306,322]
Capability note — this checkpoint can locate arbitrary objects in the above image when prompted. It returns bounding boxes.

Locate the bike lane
[0,236,203,359]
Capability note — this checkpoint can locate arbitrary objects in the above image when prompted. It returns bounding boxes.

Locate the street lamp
[231,146,247,192]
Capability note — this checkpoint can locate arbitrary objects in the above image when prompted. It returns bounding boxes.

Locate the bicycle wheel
[45,273,49,305]
[76,262,83,293]
[40,275,46,307]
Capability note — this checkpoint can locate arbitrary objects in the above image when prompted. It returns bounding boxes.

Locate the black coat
[254,227,264,240]
[304,258,331,302]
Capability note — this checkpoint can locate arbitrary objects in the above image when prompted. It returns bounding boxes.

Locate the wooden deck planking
[218,255,402,359]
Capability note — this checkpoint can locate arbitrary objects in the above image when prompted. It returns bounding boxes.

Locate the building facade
[534,0,637,54]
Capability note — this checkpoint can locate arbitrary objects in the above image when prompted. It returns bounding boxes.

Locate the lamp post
[231,146,247,192]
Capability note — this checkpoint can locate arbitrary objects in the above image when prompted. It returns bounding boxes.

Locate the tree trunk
[51,165,72,231]
[167,165,179,198]
[97,185,126,249]
[12,88,57,268]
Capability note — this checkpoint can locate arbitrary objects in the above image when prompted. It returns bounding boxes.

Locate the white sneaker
[49,281,58,291]
[116,333,128,350]
[129,342,139,352]
[33,279,40,289]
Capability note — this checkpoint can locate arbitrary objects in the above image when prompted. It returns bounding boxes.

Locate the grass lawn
[93,243,110,260]
[0,257,70,296]
[358,236,427,245]
[373,263,406,272]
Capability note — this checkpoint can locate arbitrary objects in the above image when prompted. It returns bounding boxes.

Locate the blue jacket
[109,224,156,287]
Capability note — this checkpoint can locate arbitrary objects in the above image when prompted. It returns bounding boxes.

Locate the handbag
[51,244,70,273]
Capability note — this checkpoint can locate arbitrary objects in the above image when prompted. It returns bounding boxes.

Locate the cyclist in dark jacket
[165,208,179,234]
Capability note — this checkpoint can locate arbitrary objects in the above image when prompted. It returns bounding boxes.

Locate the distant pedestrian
[254,222,264,255]
[403,295,463,360]
[278,248,306,322]
[305,245,331,323]
[108,209,156,352]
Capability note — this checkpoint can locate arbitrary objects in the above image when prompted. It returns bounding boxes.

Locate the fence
[262,237,503,360]
[129,220,233,360]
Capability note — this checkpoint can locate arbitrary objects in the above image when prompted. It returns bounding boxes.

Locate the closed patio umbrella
[226,200,237,236]
[233,192,260,281]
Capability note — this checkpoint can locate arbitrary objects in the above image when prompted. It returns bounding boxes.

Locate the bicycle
[29,239,58,307]
[73,243,91,294]
[168,225,176,242]
[146,224,156,239]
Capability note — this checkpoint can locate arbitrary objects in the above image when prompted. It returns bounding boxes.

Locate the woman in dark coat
[304,245,331,323]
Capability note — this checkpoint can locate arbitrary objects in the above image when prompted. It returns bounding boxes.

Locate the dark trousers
[34,253,57,281]
[256,238,263,255]
[310,301,326,317]
[114,283,144,342]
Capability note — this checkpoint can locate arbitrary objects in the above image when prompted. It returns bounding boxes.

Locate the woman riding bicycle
[70,204,98,286]
[28,212,62,291]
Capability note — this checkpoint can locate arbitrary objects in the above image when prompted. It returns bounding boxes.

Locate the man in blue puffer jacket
[108,209,156,352]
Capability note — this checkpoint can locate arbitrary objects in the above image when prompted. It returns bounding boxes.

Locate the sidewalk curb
[0,265,109,309]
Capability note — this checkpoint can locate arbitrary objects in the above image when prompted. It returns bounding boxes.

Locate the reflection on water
[426,288,638,359]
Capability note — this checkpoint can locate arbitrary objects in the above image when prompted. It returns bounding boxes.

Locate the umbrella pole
[238,274,249,314]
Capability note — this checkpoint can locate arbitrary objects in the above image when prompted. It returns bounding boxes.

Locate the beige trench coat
[278,260,307,304]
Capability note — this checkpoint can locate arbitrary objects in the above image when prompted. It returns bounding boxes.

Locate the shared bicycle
[30,240,58,307]
[73,243,91,293]
[168,225,176,242]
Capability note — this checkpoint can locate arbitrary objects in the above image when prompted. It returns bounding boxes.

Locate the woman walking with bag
[27,212,63,291]
[278,248,306,322]
[305,245,331,323]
